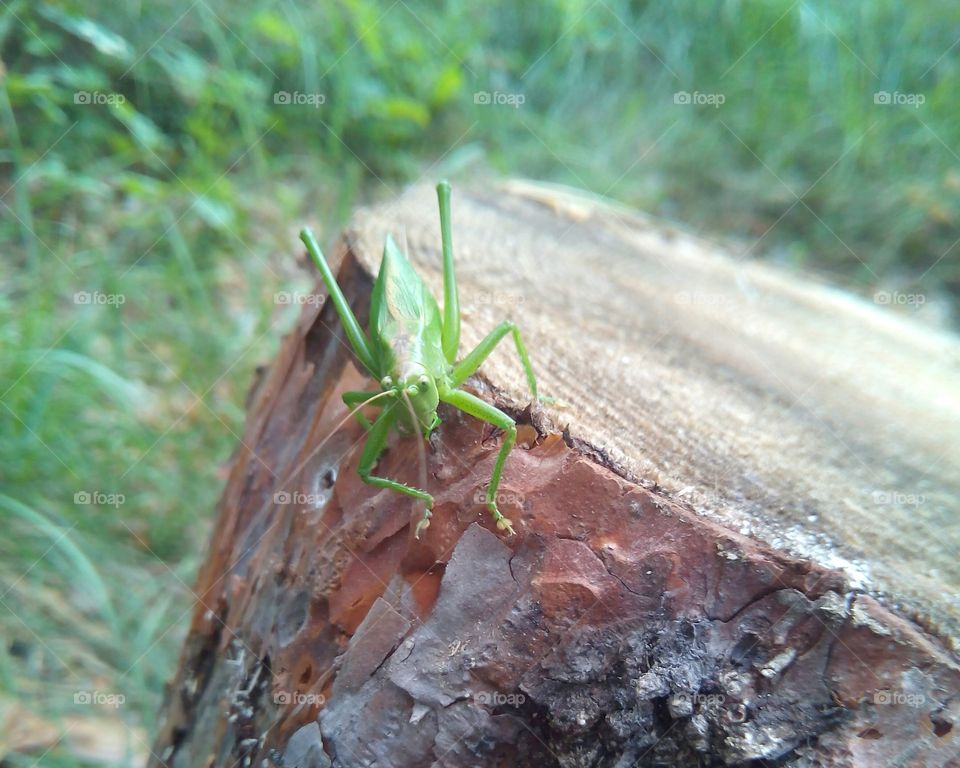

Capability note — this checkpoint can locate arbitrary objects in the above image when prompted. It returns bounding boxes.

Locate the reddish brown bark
[149,252,959,768]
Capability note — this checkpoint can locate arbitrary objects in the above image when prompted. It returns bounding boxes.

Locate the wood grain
[347,180,960,649]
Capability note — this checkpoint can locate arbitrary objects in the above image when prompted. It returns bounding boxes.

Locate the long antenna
[274,389,394,496]
[400,388,430,536]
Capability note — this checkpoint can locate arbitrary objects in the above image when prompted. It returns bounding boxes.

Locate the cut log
[150,181,960,767]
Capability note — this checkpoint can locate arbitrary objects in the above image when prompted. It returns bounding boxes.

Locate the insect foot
[414,506,433,540]
[493,512,517,536]
[492,509,516,536]
[474,488,521,536]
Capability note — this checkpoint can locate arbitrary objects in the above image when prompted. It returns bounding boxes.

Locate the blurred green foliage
[1,0,958,763]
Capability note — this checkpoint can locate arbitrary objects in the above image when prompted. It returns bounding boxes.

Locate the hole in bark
[730,632,761,666]
[299,663,313,685]
[321,467,337,488]
[277,590,309,647]
[171,726,188,756]
[932,717,953,737]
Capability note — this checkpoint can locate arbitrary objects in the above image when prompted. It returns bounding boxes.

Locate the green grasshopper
[299,182,540,539]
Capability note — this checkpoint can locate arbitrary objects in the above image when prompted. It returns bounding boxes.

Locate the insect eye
[418,376,429,391]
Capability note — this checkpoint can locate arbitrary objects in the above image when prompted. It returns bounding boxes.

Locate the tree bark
[150,181,960,767]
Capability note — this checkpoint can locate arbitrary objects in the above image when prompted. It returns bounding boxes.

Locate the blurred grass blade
[0,494,116,626]
[37,350,145,410]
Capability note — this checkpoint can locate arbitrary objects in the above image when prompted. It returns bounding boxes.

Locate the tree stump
[150,181,960,767]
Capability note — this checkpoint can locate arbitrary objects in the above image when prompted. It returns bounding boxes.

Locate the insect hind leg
[447,320,538,401]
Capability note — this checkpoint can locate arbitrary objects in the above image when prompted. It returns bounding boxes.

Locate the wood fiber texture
[348,180,960,648]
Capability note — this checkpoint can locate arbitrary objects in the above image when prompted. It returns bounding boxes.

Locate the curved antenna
[400,388,430,536]
[275,389,394,494]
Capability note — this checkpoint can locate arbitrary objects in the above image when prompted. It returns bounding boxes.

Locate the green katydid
[298,181,540,538]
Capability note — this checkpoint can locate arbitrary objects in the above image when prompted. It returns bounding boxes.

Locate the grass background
[2,0,958,763]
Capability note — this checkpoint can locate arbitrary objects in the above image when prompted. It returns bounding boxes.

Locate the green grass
[2,0,958,763]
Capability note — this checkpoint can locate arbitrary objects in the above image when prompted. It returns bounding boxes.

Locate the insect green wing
[369,235,446,378]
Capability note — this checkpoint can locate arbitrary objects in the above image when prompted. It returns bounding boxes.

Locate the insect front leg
[437,386,518,535]
[358,406,435,537]
[448,321,538,401]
